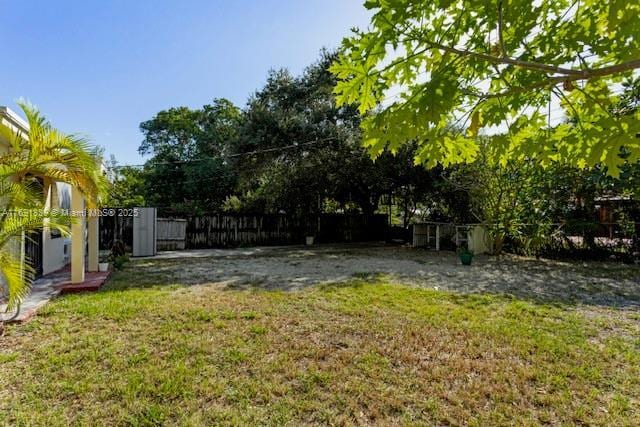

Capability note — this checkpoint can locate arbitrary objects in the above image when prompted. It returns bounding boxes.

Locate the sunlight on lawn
[1,270,639,425]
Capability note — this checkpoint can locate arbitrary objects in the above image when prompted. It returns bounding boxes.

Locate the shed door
[132,207,157,257]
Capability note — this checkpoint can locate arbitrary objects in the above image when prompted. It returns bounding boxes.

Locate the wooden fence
[101,211,388,251]
[184,213,388,249]
[157,218,187,250]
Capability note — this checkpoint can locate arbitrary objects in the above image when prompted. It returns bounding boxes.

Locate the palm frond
[0,249,34,312]
[1,101,102,308]
[0,181,42,209]
[1,216,45,246]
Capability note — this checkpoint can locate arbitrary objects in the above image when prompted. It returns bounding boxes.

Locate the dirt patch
[136,244,640,309]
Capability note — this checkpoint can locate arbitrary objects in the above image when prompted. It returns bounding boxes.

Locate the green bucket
[459,252,474,265]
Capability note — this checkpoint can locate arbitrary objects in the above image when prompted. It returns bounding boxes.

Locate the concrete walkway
[1,268,110,323]
[0,274,64,323]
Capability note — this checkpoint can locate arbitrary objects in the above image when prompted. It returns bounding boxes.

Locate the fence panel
[183,214,387,249]
[157,218,187,250]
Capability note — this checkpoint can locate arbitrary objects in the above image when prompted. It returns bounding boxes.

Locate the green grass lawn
[1,266,639,426]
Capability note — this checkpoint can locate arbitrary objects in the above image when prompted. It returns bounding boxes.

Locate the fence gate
[132,207,157,257]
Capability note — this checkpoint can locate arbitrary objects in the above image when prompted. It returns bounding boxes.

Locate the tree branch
[485,59,640,99]
[424,39,581,75]
[497,0,507,57]
[551,87,584,132]
[423,38,640,79]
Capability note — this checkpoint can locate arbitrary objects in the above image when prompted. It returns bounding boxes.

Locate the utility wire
[110,136,337,170]
[111,53,628,171]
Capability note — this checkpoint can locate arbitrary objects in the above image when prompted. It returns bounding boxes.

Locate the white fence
[413,222,493,254]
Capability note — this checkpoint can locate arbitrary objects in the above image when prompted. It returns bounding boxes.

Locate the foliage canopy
[137,99,241,212]
[331,0,640,174]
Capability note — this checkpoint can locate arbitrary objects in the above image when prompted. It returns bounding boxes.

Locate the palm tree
[0,102,108,313]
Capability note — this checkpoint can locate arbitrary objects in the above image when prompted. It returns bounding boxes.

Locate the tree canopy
[330,0,640,175]
[232,51,386,216]
[137,99,241,212]
[133,51,440,217]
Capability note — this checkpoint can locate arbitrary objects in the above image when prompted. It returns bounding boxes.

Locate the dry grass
[1,260,639,426]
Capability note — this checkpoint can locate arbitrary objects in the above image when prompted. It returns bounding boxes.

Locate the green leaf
[330,0,640,173]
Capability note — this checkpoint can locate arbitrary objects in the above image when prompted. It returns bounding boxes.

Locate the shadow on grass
[94,251,640,311]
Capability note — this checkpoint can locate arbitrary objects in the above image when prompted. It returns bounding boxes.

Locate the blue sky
[0,1,371,164]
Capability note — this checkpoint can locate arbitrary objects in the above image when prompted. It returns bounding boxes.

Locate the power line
[111,83,630,173]
[228,137,336,158]
[149,171,238,187]
[110,136,337,170]
[111,55,630,171]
